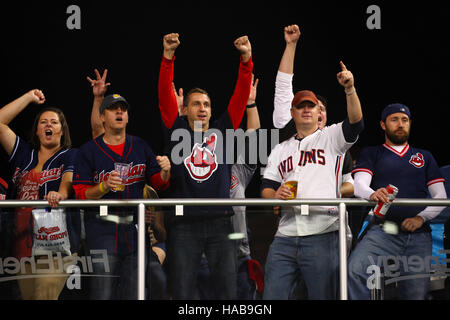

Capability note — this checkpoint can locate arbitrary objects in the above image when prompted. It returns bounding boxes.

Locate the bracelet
[345,87,356,96]
[99,181,106,193]
[246,103,257,108]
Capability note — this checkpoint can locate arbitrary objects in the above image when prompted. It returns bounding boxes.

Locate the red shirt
[158,55,253,130]
[14,169,41,259]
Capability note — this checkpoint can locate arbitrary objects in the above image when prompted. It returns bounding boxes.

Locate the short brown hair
[183,88,211,107]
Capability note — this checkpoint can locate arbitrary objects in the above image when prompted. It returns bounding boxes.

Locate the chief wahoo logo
[184,133,218,182]
[409,152,425,168]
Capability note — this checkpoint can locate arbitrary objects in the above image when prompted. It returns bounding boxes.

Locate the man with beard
[348,103,447,299]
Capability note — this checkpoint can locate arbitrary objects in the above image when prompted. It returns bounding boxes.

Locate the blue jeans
[89,252,137,300]
[348,224,432,300]
[263,231,339,300]
[168,217,237,299]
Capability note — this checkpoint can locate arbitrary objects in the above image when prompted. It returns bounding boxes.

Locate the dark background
[0,1,449,197]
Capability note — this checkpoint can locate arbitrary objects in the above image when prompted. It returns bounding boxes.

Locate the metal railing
[1,198,450,300]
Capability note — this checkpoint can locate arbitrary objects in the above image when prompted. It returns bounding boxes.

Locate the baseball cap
[99,94,130,114]
[381,103,411,122]
[291,90,319,108]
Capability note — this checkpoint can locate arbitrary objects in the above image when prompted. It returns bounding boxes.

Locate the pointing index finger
[340,61,347,71]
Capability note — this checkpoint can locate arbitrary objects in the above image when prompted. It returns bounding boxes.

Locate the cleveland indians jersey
[73,134,161,254]
[352,143,444,227]
[164,113,234,218]
[9,136,80,255]
[158,53,252,220]
[10,136,76,199]
[263,122,355,236]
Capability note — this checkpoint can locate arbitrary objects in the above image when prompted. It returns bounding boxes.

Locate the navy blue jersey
[163,113,234,218]
[10,136,77,199]
[352,143,444,227]
[8,136,80,253]
[73,134,161,254]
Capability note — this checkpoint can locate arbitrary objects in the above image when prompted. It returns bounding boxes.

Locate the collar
[382,143,410,157]
[295,127,321,141]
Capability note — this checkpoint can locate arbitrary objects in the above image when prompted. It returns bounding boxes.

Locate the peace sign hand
[247,74,259,105]
[87,69,111,97]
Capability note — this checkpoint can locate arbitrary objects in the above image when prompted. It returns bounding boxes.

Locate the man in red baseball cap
[262,40,364,299]
[289,90,320,137]
[291,90,319,108]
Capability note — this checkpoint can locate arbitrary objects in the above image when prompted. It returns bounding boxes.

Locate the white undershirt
[354,171,447,222]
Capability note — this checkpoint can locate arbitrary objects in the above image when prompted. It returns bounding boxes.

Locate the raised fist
[28,89,45,104]
[284,24,301,44]
[163,33,180,52]
[234,35,252,62]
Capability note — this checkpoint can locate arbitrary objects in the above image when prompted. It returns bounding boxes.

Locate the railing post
[339,202,348,300]
[138,203,146,300]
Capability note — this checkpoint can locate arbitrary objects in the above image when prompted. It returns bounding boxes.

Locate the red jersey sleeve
[227,56,254,130]
[150,172,170,191]
[158,56,179,129]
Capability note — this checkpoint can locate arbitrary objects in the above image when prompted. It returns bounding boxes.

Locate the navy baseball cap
[99,94,130,113]
[381,103,411,122]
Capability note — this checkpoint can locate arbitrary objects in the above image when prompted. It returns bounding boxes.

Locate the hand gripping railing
[1,198,449,300]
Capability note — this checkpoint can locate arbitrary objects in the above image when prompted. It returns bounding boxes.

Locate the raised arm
[87,68,110,139]
[246,75,260,131]
[273,25,300,129]
[0,90,45,155]
[227,35,253,130]
[336,61,363,124]
[279,24,300,74]
[158,33,181,129]
[172,82,185,116]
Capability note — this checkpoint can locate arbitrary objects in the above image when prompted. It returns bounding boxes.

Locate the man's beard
[386,128,409,145]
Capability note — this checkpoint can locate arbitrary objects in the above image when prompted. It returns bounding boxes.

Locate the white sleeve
[263,145,282,183]
[273,71,294,129]
[417,182,448,222]
[354,171,375,200]
[342,172,354,185]
[325,122,356,155]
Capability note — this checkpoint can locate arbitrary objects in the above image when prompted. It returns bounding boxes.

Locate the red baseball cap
[291,90,319,108]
